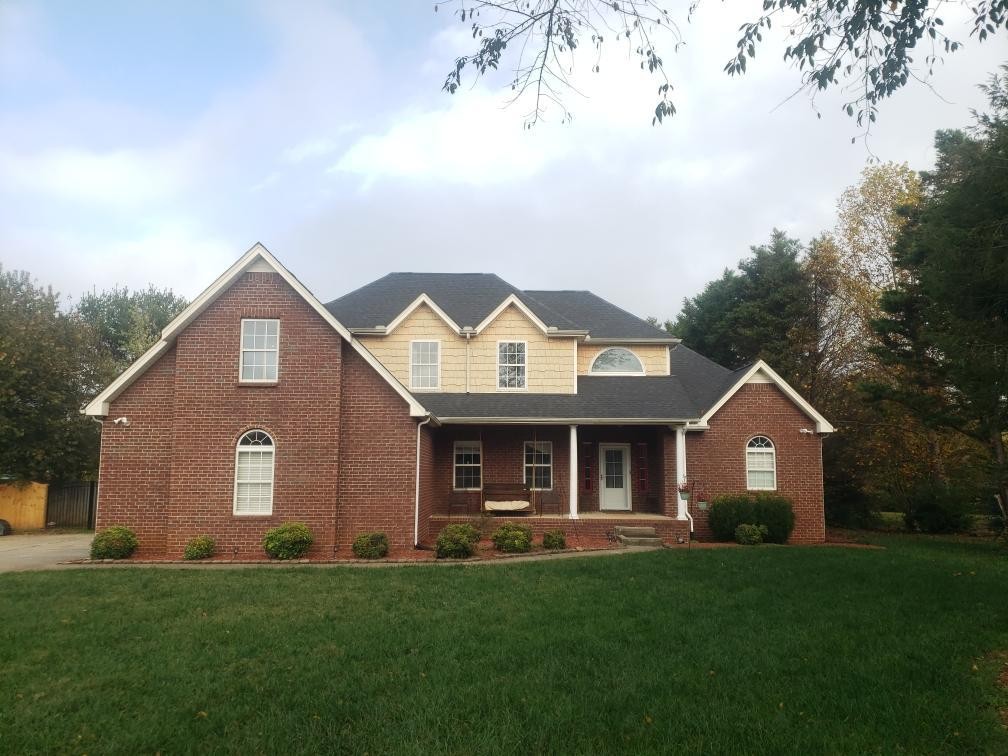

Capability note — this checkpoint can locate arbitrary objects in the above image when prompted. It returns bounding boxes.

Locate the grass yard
[2,536,1007,754]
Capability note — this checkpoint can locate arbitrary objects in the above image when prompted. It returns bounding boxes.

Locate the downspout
[414,415,432,548]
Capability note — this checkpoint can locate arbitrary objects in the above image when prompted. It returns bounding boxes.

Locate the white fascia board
[474,294,551,335]
[699,360,834,433]
[384,294,462,335]
[433,416,695,425]
[584,336,681,345]
[84,242,429,419]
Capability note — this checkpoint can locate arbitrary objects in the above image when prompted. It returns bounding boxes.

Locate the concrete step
[614,526,658,538]
[617,535,664,547]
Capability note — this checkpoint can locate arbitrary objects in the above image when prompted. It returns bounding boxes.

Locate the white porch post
[675,426,688,520]
[569,424,579,519]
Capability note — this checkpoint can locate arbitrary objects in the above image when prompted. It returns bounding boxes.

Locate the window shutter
[636,443,649,493]
[581,442,593,491]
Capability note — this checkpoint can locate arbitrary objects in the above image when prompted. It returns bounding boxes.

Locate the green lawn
[2,536,1007,754]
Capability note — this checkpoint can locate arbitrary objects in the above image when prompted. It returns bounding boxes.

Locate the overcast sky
[1,2,1003,322]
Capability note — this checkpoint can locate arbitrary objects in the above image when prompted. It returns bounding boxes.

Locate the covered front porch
[422,422,692,544]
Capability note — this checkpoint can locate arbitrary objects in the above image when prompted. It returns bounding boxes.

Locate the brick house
[84,244,833,557]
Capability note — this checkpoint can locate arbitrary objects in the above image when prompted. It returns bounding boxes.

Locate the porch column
[569,424,579,519]
[675,426,688,520]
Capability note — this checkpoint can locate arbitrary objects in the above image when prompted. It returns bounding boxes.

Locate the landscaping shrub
[90,526,139,560]
[902,481,970,534]
[183,535,215,561]
[352,532,389,559]
[734,523,768,545]
[709,493,795,544]
[542,529,566,550]
[491,523,532,553]
[262,522,314,560]
[435,523,480,559]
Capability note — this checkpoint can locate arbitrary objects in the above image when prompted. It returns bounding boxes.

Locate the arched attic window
[745,436,776,491]
[234,430,275,515]
[590,347,645,374]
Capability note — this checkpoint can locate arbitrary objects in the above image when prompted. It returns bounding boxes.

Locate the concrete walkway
[0,533,92,572]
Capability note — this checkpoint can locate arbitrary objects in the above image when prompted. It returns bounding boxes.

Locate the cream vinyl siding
[577,344,669,375]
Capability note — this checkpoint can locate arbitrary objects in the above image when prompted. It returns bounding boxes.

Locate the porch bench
[482,483,535,515]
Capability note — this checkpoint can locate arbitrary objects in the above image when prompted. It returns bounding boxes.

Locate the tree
[76,285,188,372]
[435,1,1007,128]
[870,65,1008,534]
[0,268,105,483]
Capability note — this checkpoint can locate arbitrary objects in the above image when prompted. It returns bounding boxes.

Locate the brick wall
[684,383,825,544]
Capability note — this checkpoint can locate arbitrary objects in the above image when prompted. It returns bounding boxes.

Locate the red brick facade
[96,271,825,556]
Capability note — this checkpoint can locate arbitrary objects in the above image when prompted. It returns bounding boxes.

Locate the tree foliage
[435,1,1007,127]
[870,65,1008,532]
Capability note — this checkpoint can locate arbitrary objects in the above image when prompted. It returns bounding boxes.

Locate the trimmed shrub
[435,523,480,559]
[709,493,795,544]
[902,481,970,534]
[90,526,138,560]
[542,529,567,550]
[262,522,313,560]
[491,523,533,553]
[183,535,216,561]
[352,532,389,559]
[734,523,768,545]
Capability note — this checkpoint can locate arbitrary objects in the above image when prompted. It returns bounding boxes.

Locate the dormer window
[240,319,279,382]
[590,347,644,375]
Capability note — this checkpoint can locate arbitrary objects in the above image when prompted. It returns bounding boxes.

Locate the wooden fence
[45,482,97,529]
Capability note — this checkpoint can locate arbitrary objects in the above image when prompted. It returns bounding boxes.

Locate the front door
[599,444,631,511]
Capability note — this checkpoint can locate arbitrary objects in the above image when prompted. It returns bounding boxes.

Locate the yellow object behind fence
[0,482,48,531]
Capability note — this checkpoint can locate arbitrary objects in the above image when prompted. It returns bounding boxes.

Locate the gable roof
[324,272,673,341]
[83,244,427,418]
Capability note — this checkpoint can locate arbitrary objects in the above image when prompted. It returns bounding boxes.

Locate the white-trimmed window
[590,347,645,374]
[240,319,279,382]
[410,340,440,390]
[746,436,776,490]
[498,341,527,390]
[234,430,275,514]
[453,441,482,490]
[524,441,553,490]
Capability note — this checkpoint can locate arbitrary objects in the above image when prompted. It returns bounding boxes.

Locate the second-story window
[240,319,279,382]
[498,341,527,390]
[410,340,440,390]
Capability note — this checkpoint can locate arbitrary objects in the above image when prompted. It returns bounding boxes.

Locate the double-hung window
[453,441,482,491]
[524,441,552,490]
[497,341,527,390]
[410,340,440,390]
[746,436,777,490]
[240,319,279,382]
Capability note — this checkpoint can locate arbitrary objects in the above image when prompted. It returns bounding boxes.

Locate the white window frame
[496,340,528,391]
[409,339,441,391]
[453,440,482,491]
[589,347,646,376]
[233,429,275,515]
[523,440,553,491]
[745,435,777,491]
[239,318,280,383]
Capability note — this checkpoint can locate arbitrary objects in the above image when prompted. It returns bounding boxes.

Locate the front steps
[614,526,664,548]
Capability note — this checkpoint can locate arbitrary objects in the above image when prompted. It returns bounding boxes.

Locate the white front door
[599,444,631,511]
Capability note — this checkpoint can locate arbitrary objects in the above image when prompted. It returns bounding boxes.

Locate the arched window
[746,436,776,491]
[234,430,275,515]
[590,347,645,374]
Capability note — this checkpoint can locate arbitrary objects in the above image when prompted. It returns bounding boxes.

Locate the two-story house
[85,244,832,557]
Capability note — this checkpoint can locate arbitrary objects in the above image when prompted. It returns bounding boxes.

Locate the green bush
[262,522,314,560]
[902,482,970,534]
[734,523,768,545]
[90,526,138,560]
[709,493,795,544]
[352,532,389,559]
[183,535,215,560]
[491,523,533,553]
[542,529,567,550]
[435,523,481,559]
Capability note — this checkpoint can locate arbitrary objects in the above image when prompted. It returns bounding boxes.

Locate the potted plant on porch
[678,480,691,501]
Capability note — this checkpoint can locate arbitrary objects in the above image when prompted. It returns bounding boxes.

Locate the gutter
[414,415,432,548]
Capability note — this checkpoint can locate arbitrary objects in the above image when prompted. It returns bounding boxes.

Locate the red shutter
[582,442,593,491]
[637,443,649,493]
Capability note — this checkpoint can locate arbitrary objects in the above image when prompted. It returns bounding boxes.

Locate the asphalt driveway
[0,533,92,572]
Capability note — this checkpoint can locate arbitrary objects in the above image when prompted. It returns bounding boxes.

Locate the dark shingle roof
[325,273,671,339]
[419,375,700,421]
[668,344,746,413]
